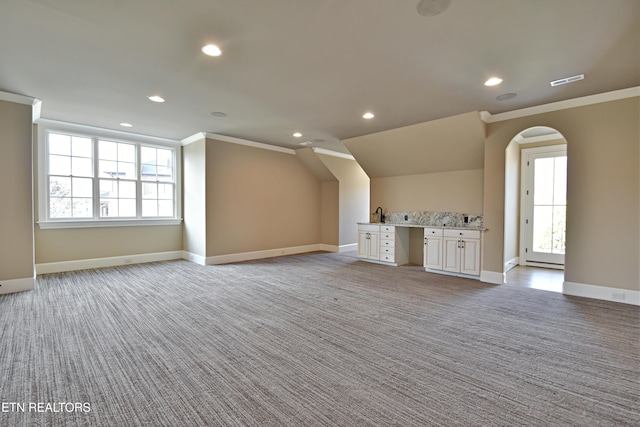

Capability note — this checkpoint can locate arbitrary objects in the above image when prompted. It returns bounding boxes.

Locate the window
[39,123,181,228]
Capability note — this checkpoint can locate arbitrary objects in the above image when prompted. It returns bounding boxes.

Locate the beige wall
[484,97,639,291]
[35,225,183,264]
[370,169,484,214]
[182,139,207,257]
[320,181,339,246]
[316,154,369,246]
[205,138,321,256]
[0,100,34,281]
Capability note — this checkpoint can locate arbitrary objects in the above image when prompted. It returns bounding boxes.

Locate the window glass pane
[552,206,566,254]
[158,200,173,217]
[157,148,172,167]
[50,176,71,197]
[72,198,93,218]
[119,199,137,217]
[142,200,157,217]
[119,162,136,180]
[72,177,93,198]
[118,143,136,161]
[99,160,119,178]
[72,137,92,158]
[50,197,72,218]
[159,183,174,200]
[142,182,157,199]
[100,180,117,198]
[49,155,71,176]
[49,133,71,155]
[99,140,118,160]
[119,181,136,198]
[553,156,567,205]
[532,206,553,253]
[533,158,554,205]
[141,146,156,165]
[157,166,172,181]
[100,199,118,217]
[72,157,93,177]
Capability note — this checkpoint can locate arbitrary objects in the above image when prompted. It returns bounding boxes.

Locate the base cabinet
[423,227,443,270]
[358,225,380,260]
[442,229,481,276]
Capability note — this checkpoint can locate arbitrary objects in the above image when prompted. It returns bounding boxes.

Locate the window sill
[37,218,183,229]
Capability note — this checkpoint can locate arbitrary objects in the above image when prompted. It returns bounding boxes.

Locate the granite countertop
[358,222,487,231]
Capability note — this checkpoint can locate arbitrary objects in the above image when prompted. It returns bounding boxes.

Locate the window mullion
[92,137,100,219]
[136,144,142,219]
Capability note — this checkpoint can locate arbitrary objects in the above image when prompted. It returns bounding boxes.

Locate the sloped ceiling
[343,111,485,178]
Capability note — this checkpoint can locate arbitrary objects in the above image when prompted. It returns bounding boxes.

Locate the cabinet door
[443,237,461,273]
[424,236,443,270]
[460,239,480,276]
[368,232,380,260]
[357,231,370,258]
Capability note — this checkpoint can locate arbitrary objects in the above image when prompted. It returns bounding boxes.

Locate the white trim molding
[182,251,207,266]
[338,243,358,253]
[0,90,37,106]
[563,281,639,306]
[312,147,356,160]
[481,86,640,123]
[205,132,296,155]
[36,251,183,275]
[0,276,36,295]
[203,244,330,265]
[480,270,505,285]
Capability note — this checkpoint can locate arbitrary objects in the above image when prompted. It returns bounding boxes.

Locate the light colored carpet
[1,252,638,426]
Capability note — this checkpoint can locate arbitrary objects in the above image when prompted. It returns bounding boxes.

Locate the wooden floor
[505,265,564,293]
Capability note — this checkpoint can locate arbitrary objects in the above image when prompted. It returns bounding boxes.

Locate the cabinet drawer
[380,239,395,248]
[381,225,395,233]
[380,232,395,240]
[380,246,395,256]
[424,227,443,237]
[443,229,481,239]
[359,224,380,232]
[379,253,395,263]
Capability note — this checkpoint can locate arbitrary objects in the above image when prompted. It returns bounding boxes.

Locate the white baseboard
[0,276,35,295]
[182,251,207,266]
[36,251,184,274]
[563,281,639,306]
[504,257,519,272]
[319,244,339,253]
[338,243,357,253]
[204,244,326,265]
[480,270,505,285]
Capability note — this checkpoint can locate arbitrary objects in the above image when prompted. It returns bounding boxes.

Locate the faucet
[375,206,385,223]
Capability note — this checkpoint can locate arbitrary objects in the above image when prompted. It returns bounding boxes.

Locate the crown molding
[311,147,355,160]
[0,90,37,105]
[181,132,207,146]
[204,132,295,155]
[481,86,640,124]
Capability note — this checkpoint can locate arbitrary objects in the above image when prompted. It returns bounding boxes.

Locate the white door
[522,145,567,267]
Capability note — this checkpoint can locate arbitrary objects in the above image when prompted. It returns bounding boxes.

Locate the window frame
[37,120,182,229]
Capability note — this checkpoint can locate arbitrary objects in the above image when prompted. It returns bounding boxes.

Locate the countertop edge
[358,222,487,231]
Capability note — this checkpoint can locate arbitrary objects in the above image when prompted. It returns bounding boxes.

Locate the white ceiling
[1,0,638,153]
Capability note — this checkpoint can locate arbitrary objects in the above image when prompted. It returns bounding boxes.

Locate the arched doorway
[503,126,567,291]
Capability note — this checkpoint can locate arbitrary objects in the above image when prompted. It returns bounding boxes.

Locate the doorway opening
[503,126,567,291]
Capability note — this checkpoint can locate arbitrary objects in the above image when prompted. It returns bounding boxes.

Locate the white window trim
[37,119,182,229]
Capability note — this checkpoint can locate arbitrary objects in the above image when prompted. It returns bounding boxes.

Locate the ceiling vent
[417,0,452,17]
[550,74,584,87]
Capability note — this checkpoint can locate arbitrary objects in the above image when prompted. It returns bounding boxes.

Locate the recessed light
[148,95,165,103]
[120,122,133,128]
[362,112,375,119]
[293,132,302,138]
[496,93,517,101]
[211,111,227,117]
[201,44,222,57]
[484,77,503,86]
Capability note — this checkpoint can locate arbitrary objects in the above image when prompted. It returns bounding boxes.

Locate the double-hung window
[39,123,181,228]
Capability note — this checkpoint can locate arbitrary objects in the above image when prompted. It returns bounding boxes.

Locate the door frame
[519,144,567,269]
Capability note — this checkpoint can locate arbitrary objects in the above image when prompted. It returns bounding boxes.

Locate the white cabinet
[423,227,443,270]
[442,229,481,276]
[358,224,380,260]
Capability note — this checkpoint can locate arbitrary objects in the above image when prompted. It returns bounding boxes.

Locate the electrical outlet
[404,215,408,221]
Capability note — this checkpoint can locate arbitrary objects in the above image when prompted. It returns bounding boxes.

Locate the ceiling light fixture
[148,95,165,103]
[417,0,452,17]
[293,132,302,137]
[484,77,503,87]
[362,112,375,119]
[550,73,584,87]
[119,122,133,127]
[201,44,222,57]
